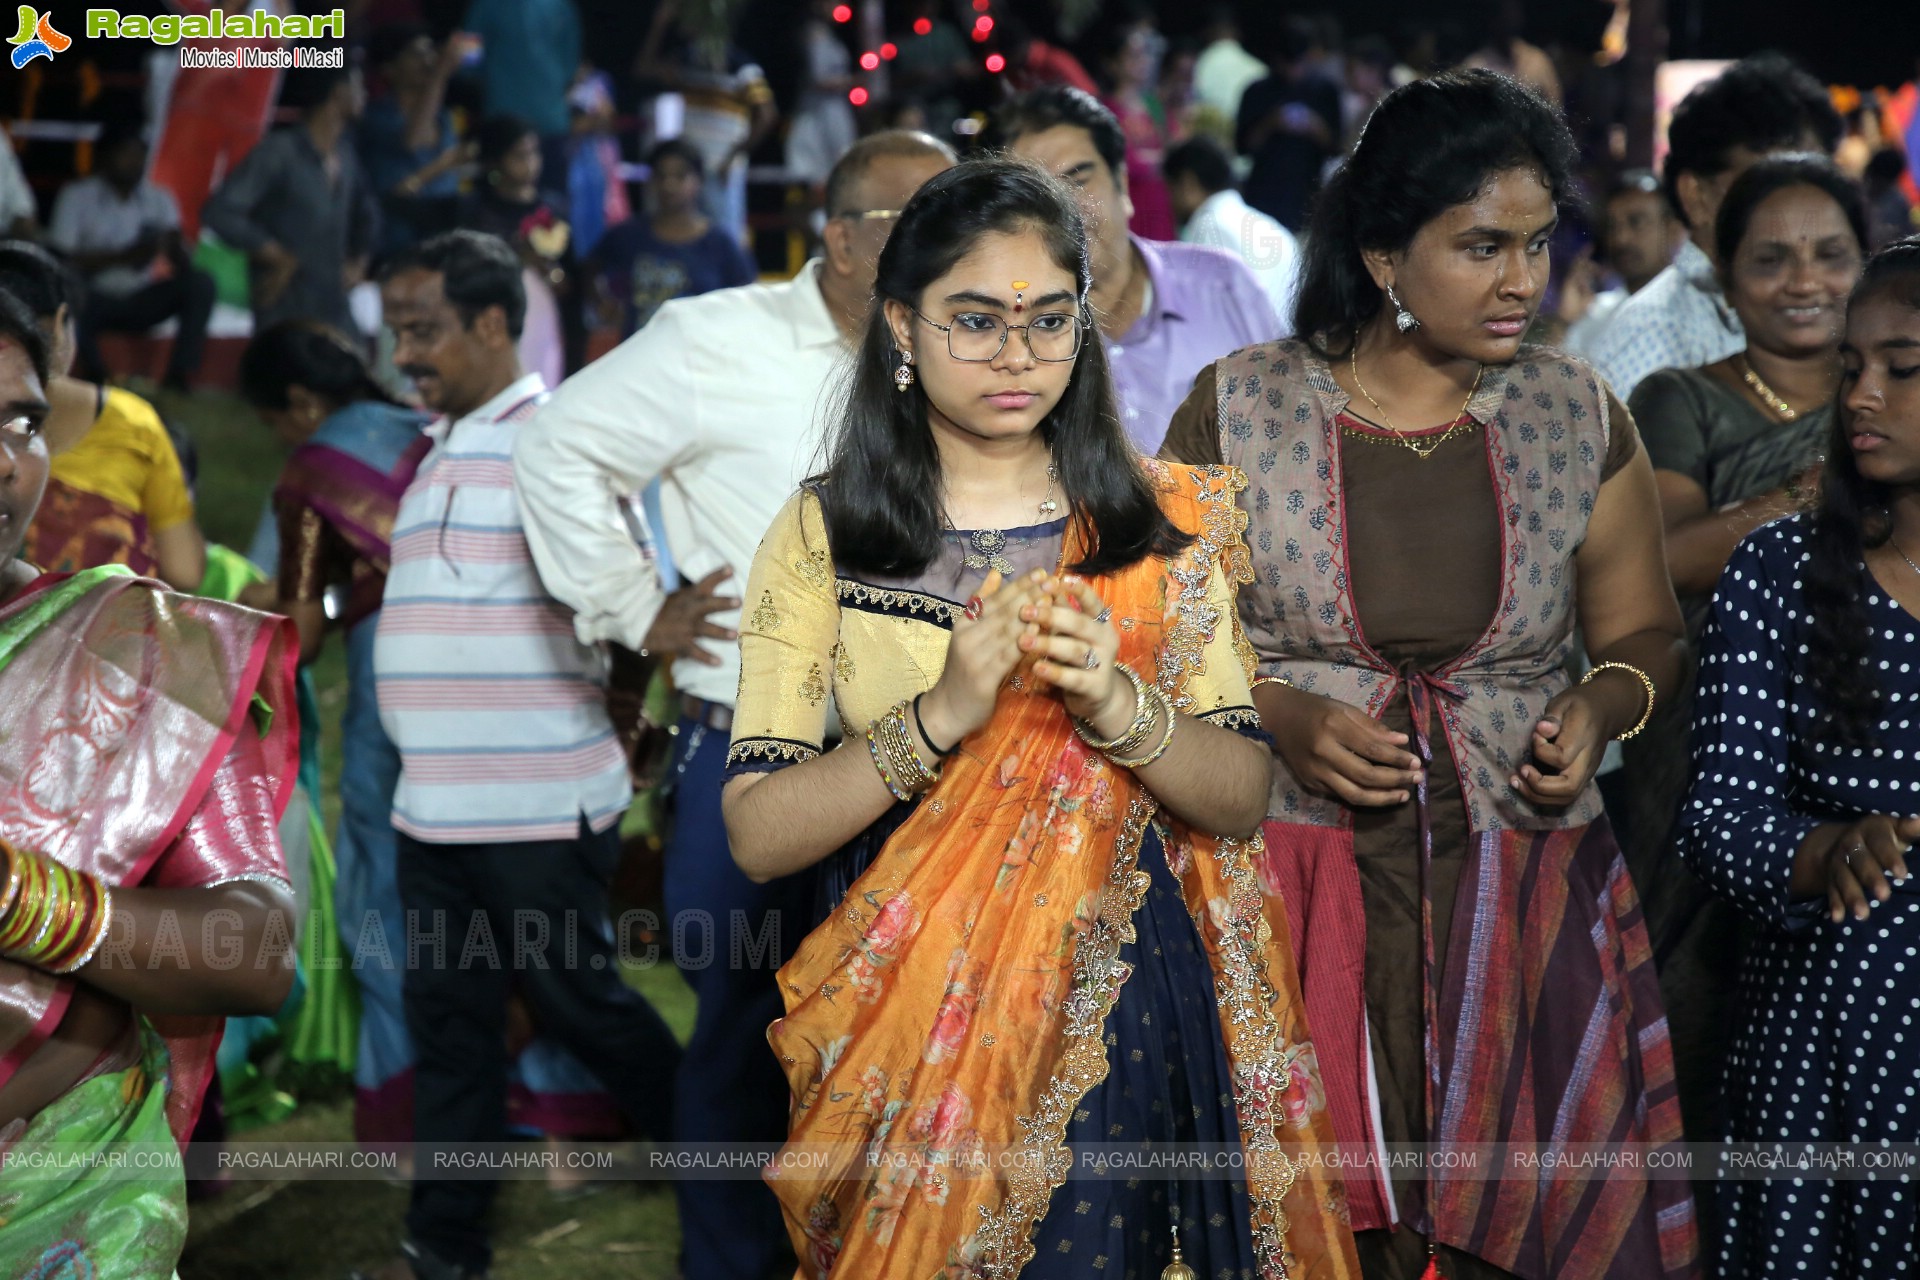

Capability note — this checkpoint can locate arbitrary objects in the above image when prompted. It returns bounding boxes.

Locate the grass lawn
[160,386,694,1278]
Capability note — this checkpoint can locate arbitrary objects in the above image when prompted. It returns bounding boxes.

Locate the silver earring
[1386,283,1419,334]
[894,350,915,391]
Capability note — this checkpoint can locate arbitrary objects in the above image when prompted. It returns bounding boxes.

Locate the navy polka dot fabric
[1681,517,1920,1278]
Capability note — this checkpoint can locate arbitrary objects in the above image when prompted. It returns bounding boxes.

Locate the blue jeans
[663,715,812,1280]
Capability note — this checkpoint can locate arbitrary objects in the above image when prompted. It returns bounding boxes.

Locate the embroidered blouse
[727,487,1261,775]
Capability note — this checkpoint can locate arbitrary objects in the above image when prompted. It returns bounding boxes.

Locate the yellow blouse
[726,488,1260,772]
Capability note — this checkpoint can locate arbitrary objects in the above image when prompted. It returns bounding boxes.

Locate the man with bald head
[514,129,954,1280]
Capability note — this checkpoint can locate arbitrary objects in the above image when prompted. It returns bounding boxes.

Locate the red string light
[831,4,851,21]
[973,0,990,10]
[985,52,1006,73]
[860,50,880,70]
[849,86,869,106]
[880,41,898,60]
[913,17,932,35]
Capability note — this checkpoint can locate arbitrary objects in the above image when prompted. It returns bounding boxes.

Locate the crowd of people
[0,5,1919,1280]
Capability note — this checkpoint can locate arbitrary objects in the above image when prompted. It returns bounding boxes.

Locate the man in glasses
[995,86,1281,454]
[512,129,954,1280]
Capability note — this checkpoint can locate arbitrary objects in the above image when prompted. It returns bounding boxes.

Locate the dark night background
[27,0,1920,90]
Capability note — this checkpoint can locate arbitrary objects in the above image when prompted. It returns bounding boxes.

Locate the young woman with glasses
[720,157,1359,1278]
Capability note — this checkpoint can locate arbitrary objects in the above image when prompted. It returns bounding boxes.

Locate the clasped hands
[917,568,1133,751]
[1262,679,1619,810]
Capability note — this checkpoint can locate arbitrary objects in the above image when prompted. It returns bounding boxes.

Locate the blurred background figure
[1865,146,1918,248]
[201,60,379,338]
[590,139,755,339]
[0,241,206,591]
[1461,0,1563,106]
[635,0,777,248]
[51,121,215,392]
[1164,133,1299,327]
[786,0,859,198]
[236,321,431,1150]
[357,23,468,260]
[1555,168,1685,358]
[455,0,581,186]
[1192,6,1268,126]
[1236,16,1340,231]
[1098,12,1177,239]
[443,113,582,382]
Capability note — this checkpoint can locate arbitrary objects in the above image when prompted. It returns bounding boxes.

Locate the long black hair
[239,321,401,414]
[1714,154,1867,272]
[1292,69,1578,359]
[1804,235,1920,747]
[817,156,1189,579]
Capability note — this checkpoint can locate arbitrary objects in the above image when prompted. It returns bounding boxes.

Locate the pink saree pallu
[0,565,300,1145]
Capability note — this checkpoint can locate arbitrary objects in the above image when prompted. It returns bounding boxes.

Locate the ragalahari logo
[9,7,70,67]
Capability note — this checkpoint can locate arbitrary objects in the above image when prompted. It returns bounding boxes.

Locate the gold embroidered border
[1159,464,1303,1275]
[968,793,1155,1277]
[1159,464,1256,713]
[834,578,961,626]
[724,736,821,769]
[1194,824,1308,1277]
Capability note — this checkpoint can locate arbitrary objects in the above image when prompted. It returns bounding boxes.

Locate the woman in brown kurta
[1165,362,1640,1195]
[1165,72,1695,1280]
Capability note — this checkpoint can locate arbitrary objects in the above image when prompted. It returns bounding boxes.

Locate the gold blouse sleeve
[1175,561,1262,733]
[727,489,840,772]
[277,501,329,604]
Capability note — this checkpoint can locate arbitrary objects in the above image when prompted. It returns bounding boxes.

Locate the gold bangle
[1108,685,1177,769]
[1581,661,1655,741]
[875,701,940,793]
[1074,663,1156,756]
[1251,675,1294,692]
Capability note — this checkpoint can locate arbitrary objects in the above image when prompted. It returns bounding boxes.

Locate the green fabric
[192,233,252,310]
[195,546,358,1100]
[0,1027,187,1278]
[0,565,132,673]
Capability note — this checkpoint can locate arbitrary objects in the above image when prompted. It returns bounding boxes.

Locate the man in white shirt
[1557,169,1683,360]
[49,121,216,390]
[514,130,954,1280]
[1587,53,1841,399]
[1164,133,1299,330]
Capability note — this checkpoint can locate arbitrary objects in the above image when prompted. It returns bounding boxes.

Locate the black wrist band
[912,693,956,757]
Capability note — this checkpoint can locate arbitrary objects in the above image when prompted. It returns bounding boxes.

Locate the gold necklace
[1348,349,1485,460]
[1891,537,1920,580]
[1738,356,1800,421]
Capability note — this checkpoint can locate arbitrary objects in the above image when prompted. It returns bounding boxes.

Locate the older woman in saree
[722,158,1358,1278]
[1162,72,1696,1279]
[0,290,300,1276]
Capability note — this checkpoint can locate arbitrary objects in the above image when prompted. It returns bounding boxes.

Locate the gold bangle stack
[1074,663,1155,755]
[867,700,940,802]
[1109,685,1177,769]
[1581,661,1656,741]
[1074,663,1179,770]
[1251,675,1295,693]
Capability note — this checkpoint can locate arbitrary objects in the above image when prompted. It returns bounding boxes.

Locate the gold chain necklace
[1891,537,1920,580]
[1348,349,1485,460]
[1738,356,1800,421]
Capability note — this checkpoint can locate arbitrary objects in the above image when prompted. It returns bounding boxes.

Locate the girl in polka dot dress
[1681,236,1920,1278]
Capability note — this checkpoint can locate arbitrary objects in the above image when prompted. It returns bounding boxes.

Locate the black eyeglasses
[911,308,1086,362]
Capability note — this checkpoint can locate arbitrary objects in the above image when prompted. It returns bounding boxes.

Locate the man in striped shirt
[367,230,680,1280]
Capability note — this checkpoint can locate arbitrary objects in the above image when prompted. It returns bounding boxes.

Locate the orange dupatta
[765,463,1360,1279]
